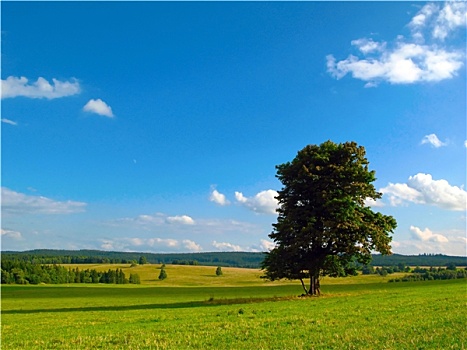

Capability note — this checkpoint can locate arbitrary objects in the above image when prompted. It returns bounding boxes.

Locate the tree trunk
[299,278,308,295]
[309,273,321,296]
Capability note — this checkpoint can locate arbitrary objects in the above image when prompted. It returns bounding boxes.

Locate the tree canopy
[262,141,397,295]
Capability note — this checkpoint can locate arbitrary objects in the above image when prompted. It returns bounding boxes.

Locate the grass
[2,265,466,349]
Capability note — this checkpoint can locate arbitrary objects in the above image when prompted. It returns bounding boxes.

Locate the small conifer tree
[158,267,167,280]
[216,266,223,276]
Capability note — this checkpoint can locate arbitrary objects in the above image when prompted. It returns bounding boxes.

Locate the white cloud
[327,44,463,86]
[212,240,243,252]
[327,2,466,86]
[409,3,439,41]
[364,197,385,208]
[166,215,195,225]
[1,76,80,99]
[1,187,87,215]
[101,240,116,250]
[432,2,467,41]
[410,225,449,243]
[259,239,275,251]
[117,213,196,226]
[135,213,165,225]
[83,99,114,118]
[381,182,424,206]
[149,238,179,247]
[99,237,203,253]
[382,227,465,255]
[235,189,278,215]
[128,238,145,246]
[464,140,467,148]
[1,118,18,126]
[209,189,230,206]
[421,133,447,148]
[381,173,466,211]
[1,229,23,240]
[351,38,386,54]
[183,239,203,252]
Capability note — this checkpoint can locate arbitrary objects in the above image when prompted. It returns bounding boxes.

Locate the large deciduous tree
[262,141,397,295]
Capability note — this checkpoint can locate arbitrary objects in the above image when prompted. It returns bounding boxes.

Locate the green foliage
[216,266,223,276]
[389,267,467,282]
[262,141,397,295]
[158,267,167,280]
[138,256,147,265]
[128,273,141,284]
[0,258,139,285]
[172,259,199,265]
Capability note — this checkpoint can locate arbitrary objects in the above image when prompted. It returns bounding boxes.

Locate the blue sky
[1,1,466,256]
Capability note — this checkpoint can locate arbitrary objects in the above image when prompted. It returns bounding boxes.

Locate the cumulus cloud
[389,227,465,255]
[1,118,18,126]
[416,2,467,41]
[166,215,195,225]
[235,189,278,215]
[83,99,114,118]
[421,133,447,147]
[410,225,449,242]
[209,189,230,206]
[1,187,87,215]
[381,173,466,211]
[183,239,203,252]
[212,240,243,252]
[1,76,80,99]
[259,239,275,251]
[149,238,179,247]
[327,2,466,86]
[364,197,385,208]
[1,229,23,240]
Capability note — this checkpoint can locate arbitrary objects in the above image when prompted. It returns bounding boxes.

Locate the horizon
[2,2,466,256]
[2,249,466,259]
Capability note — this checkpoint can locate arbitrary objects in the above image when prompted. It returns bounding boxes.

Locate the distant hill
[370,253,467,267]
[2,250,466,268]
[1,250,265,268]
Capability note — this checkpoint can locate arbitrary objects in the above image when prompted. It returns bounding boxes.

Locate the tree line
[2,250,465,270]
[1,258,140,285]
[388,266,467,282]
[1,250,265,268]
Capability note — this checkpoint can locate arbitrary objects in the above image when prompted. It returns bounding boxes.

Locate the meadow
[2,264,466,349]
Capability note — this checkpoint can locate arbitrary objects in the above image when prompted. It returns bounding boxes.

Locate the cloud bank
[100,237,202,252]
[381,173,466,211]
[1,187,87,215]
[327,2,466,87]
[1,76,81,99]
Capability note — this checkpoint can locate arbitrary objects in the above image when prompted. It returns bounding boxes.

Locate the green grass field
[2,264,466,349]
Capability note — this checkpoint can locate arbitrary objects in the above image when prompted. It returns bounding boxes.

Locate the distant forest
[2,250,466,268]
